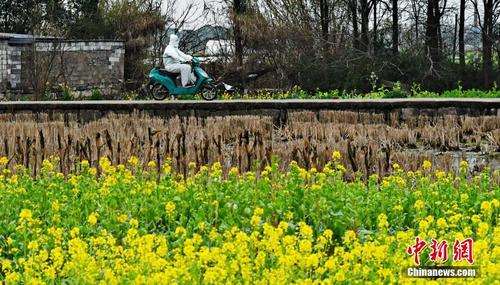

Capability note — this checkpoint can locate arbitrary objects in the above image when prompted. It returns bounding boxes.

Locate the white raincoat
[163,34,196,87]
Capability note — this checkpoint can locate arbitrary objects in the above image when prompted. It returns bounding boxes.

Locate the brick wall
[0,42,7,96]
[0,40,124,98]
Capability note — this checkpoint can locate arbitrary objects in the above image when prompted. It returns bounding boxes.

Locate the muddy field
[0,108,498,179]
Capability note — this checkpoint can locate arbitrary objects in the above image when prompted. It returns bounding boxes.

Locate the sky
[169,0,226,30]
[168,0,484,30]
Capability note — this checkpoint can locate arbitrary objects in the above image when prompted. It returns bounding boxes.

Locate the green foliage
[382,82,408,98]
[123,91,141,100]
[217,85,499,101]
[89,88,102,100]
[61,84,74,101]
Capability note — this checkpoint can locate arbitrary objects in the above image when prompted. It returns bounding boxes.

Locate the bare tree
[22,1,70,99]
[392,0,399,55]
[459,0,466,69]
[471,0,500,87]
[233,0,246,66]
[320,0,331,48]
[348,0,360,49]
[426,0,448,61]
[408,0,426,46]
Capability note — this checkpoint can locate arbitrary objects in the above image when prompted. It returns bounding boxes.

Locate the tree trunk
[482,0,494,88]
[320,0,330,50]
[425,0,440,61]
[392,0,398,55]
[483,40,493,88]
[360,0,371,52]
[415,14,419,45]
[233,0,244,66]
[351,0,359,49]
[452,14,458,62]
[320,0,329,41]
[459,0,465,69]
[373,0,377,54]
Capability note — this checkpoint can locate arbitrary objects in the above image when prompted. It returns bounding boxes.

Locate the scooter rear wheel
[151,83,169,100]
[200,83,218,101]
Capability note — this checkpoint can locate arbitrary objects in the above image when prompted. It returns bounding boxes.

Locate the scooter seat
[158,69,179,80]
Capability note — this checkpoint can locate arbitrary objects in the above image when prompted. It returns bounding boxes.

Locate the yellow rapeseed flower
[81,160,89,168]
[414,200,425,210]
[343,230,357,245]
[117,214,128,223]
[435,170,446,180]
[88,213,98,226]
[481,201,492,216]
[0,156,8,166]
[250,215,261,228]
[42,159,54,171]
[129,218,139,228]
[460,160,468,168]
[165,202,176,216]
[419,220,430,232]
[471,214,481,224]
[323,229,333,240]
[422,160,432,170]
[299,222,313,239]
[336,164,346,173]
[19,209,32,222]
[175,226,186,237]
[5,272,20,283]
[332,151,342,162]
[478,222,489,238]
[461,193,469,202]
[88,168,97,176]
[254,207,264,216]
[70,227,80,238]
[377,213,389,229]
[127,156,139,166]
[27,240,39,251]
[437,218,447,229]
[228,167,239,177]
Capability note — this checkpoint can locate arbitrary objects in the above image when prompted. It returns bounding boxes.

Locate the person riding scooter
[163,34,196,87]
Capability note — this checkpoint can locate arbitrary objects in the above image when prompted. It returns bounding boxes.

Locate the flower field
[0,154,498,284]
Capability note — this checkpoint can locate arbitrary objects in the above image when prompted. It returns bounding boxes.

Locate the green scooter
[147,57,218,100]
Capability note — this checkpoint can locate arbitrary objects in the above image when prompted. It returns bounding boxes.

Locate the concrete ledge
[0,99,498,127]
[0,99,499,112]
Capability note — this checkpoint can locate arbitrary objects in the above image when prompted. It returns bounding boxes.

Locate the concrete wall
[0,40,124,98]
[0,99,497,125]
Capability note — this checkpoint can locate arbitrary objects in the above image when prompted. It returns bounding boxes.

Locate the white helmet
[169,34,179,48]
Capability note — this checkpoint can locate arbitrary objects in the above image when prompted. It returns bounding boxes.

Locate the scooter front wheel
[200,83,218,101]
[151,83,169,100]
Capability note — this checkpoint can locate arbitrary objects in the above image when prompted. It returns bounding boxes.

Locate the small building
[0,33,124,99]
[168,25,229,55]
